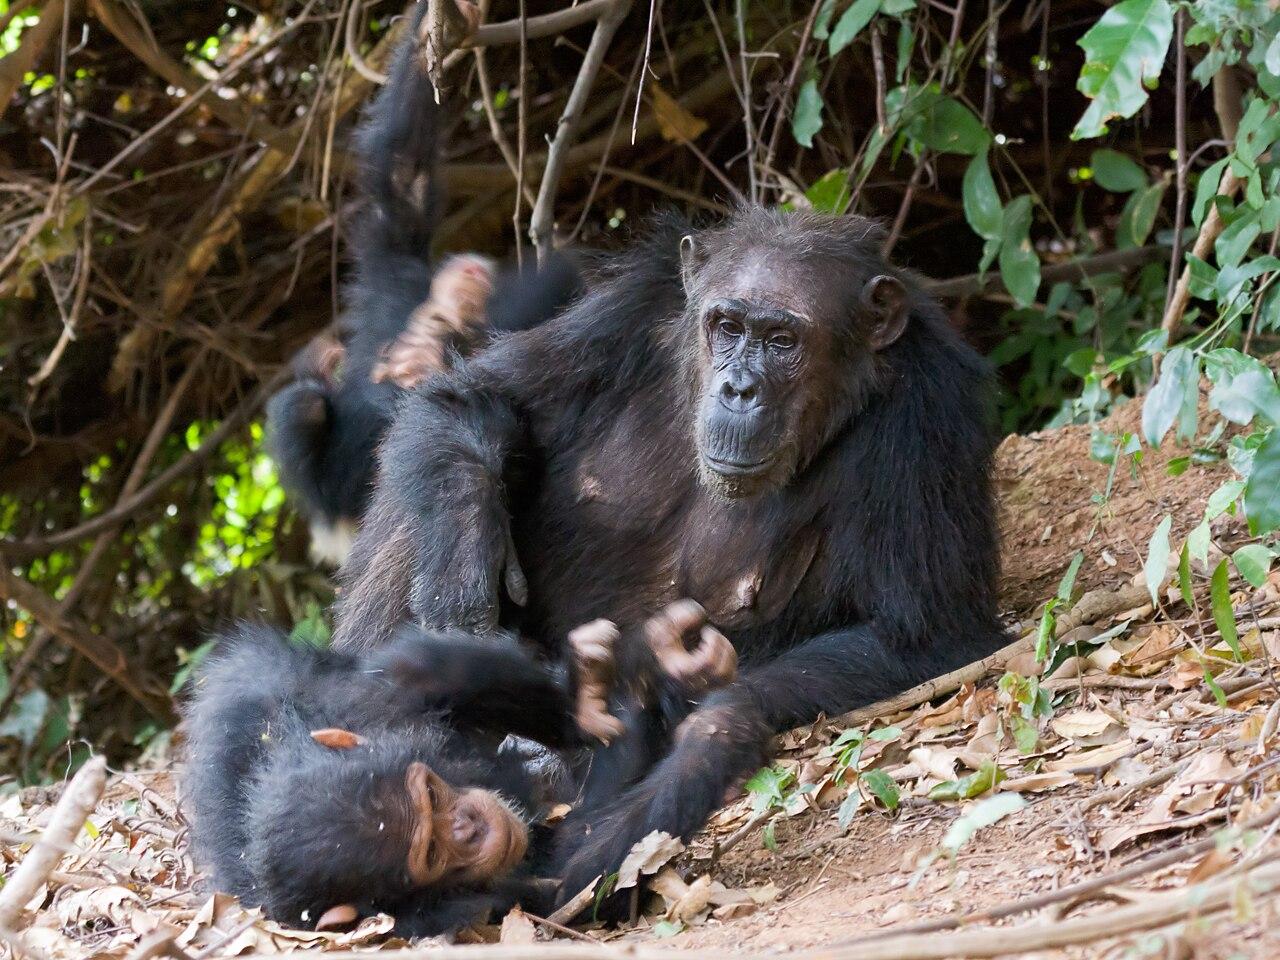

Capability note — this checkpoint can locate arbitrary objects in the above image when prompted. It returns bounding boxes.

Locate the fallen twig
[0,756,107,931]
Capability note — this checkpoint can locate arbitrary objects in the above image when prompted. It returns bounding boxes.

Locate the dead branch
[107,8,406,388]
[0,0,67,110]
[529,0,632,258]
[0,755,107,931]
[0,567,174,722]
[830,579,1148,728]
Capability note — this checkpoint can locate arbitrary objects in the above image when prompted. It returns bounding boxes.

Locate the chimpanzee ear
[680,234,700,299]
[860,274,908,350]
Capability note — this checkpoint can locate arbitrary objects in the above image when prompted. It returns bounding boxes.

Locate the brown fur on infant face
[371,254,496,389]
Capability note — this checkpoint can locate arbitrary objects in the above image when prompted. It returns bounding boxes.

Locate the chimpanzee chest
[523,408,827,638]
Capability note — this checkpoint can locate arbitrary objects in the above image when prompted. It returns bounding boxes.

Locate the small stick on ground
[0,756,107,931]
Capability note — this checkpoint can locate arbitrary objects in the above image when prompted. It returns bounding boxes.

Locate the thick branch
[529,0,633,256]
[0,567,174,723]
[926,246,1162,300]
[0,370,288,563]
[0,756,107,931]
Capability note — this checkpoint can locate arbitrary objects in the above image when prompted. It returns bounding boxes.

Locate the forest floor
[4,388,1280,960]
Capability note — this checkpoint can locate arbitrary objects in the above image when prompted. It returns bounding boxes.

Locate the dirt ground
[4,390,1280,960]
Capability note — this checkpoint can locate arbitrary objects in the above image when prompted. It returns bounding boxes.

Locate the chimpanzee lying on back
[265,0,582,562]
[183,602,735,938]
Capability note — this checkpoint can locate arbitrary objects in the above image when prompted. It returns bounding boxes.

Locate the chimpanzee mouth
[704,453,774,477]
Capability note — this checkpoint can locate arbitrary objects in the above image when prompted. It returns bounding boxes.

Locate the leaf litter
[5,389,1280,956]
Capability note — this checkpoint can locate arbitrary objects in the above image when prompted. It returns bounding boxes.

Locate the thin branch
[0,757,107,931]
[529,0,633,258]
[1165,5,1187,312]
[734,0,758,202]
[0,566,174,722]
[89,0,293,151]
[927,245,1163,299]
[474,5,536,209]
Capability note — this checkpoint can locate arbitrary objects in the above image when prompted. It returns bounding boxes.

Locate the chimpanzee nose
[719,375,758,408]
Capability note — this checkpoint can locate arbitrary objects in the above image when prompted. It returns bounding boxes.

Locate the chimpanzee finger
[643,599,707,656]
[503,529,528,607]
[694,624,738,688]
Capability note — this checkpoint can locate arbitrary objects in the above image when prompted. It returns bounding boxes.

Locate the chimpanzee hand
[644,600,738,693]
[567,619,626,745]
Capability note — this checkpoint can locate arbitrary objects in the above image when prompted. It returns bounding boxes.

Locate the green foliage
[1071,0,1175,139]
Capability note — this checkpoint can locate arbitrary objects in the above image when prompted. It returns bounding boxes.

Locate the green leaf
[829,0,880,55]
[928,760,1006,802]
[908,97,991,155]
[813,0,837,40]
[1071,0,1175,140]
[806,168,853,214]
[1144,514,1173,606]
[1188,519,1211,568]
[963,149,1002,241]
[762,821,779,851]
[1193,157,1230,228]
[792,71,824,148]
[999,195,1041,307]
[861,769,900,811]
[867,725,903,742]
[1233,544,1274,588]
[1210,558,1242,661]
[1178,542,1194,608]
[1091,149,1147,191]
[940,793,1026,855]
[1244,429,1280,536]
[1207,479,1245,520]
[1058,551,1084,603]
[837,790,862,830]
[881,0,915,12]
[1203,668,1228,707]
[653,920,685,938]
[1142,346,1198,447]
[1120,181,1167,246]
[1216,208,1262,269]
[1035,598,1059,662]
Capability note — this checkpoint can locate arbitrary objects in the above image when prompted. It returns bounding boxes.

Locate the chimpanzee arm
[555,621,1002,906]
[367,628,579,747]
[333,364,527,649]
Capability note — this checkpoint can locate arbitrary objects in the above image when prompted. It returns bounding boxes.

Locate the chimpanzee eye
[716,318,744,339]
[768,331,797,350]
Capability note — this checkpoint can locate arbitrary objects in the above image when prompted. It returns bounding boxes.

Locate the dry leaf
[1050,709,1120,741]
[500,907,538,944]
[1045,738,1135,773]
[616,831,685,891]
[650,84,708,142]
[310,728,365,750]
[999,771,1077,793]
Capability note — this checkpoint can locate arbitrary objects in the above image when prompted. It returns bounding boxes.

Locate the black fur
[265,3,582,540]
[335,206,1006,910]
[183,624,578,938]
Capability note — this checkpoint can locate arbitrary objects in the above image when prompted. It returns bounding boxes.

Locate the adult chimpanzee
[184,602,736,937]
[265,0,582,562]
[333,207,1005,906]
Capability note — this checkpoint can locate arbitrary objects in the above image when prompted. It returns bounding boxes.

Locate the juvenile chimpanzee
[265,0,582,562]
[184,602,736,938]
[333,207,1006,908]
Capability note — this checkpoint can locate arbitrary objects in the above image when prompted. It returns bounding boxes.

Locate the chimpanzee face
[690,245,908,499]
